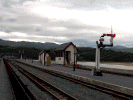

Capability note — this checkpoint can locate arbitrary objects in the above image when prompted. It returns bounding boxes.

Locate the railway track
[9,61,77,100]
[3,58,37,100]
[13,60,133,100]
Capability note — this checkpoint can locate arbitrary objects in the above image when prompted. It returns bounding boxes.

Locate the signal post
[92,33,116,76]
[18,50,24,60]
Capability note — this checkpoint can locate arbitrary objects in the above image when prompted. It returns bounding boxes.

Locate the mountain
[0,39,4,42]
[0,39,59,49]
[108,45,133,53]
[105,45,133,53]
[111,45,127,49]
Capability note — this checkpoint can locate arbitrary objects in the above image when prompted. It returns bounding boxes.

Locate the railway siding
[14,59,133,97]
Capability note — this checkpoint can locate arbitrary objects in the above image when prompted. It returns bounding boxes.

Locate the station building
[39,50,50,65]
[55,42,78,66]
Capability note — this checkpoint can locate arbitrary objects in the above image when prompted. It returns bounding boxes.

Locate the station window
[56,51,63,57]
[56,52,58,57]
[58,52,59,57]
[61,52,62,57]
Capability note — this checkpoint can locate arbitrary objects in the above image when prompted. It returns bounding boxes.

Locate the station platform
[19,59,133,89]
[0,59,14,100]
[78,61,133,70]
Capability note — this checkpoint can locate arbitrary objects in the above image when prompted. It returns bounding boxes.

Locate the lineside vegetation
[0,45,133,62]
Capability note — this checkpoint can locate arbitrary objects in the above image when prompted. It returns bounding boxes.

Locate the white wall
[55,44,77,65]
[40,54,42,62]
[42,53,44,65]
[65,44,77,65]
[55,57,64,64]
[45,53,50,62]
[39,53,50,65]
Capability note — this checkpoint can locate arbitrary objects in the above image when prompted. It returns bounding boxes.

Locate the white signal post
[92,33,116,76]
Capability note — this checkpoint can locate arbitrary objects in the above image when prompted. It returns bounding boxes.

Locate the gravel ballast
[13,61,117,100]
[21,60,133,89]
[9,62,53,100]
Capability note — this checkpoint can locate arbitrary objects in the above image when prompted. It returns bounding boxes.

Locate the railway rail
[9,61,78,100]
[3,58,37,100]
[13,59,133,100]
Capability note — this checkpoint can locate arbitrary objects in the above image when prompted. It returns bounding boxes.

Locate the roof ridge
[55,42,72,51]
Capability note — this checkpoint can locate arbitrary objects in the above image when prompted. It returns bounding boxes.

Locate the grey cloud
[0,5,111,47]
[6,18,17,22]
[45,0,104,10]
[0,17,3,21]
[114,41,133,47]
[0,0,131,47]
[48,19,111,33]
[0,0,37,7]
[0,14,109,40]
[1,23,32,33]
[47,0,133,10]
[5,29,12,33]
[0,7,50,34]
[54,38,96,47]
[35,27,42,32]
[1,9,108,36]
[72,39,96,47]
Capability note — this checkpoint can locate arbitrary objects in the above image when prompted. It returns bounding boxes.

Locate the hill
[111,45,133,53]
[77,47,133,62]
[111,45,127,49]
[0,45,133,62]
[0,39,4,42]
[0,45,43,59]
[114,48,133,53]
[0,39,59,49]
[106,45,133,53]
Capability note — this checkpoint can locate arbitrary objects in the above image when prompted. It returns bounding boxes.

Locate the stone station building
[55,42,78,66]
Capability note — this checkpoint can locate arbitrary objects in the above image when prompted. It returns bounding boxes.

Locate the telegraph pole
[73,48,75,71]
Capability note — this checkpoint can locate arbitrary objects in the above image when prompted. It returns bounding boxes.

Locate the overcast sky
[0,0,133,47]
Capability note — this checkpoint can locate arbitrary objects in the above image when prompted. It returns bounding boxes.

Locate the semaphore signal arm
[96,33,116,48]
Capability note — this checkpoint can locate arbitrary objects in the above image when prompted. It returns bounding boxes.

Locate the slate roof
[55,42,78,51]
[39,50,50,55]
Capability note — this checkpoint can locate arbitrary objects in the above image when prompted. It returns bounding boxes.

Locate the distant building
[39,50,50,65]
[55,42,78,66]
